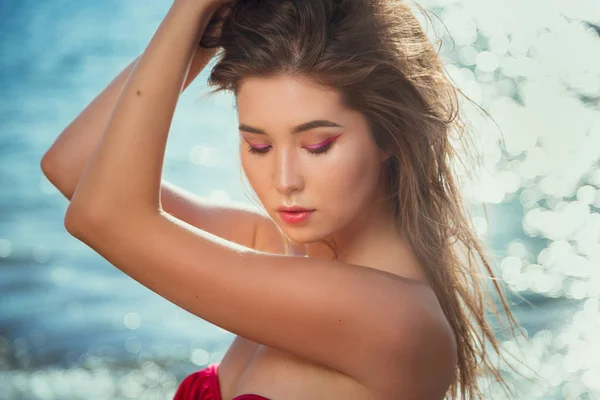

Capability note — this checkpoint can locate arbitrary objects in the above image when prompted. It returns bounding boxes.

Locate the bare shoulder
[388,285,458,399]
[351,281,457,399]
[248,217,458,398]
[250,219,457,398]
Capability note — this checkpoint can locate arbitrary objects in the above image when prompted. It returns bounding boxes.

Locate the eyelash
[246,142,334,156]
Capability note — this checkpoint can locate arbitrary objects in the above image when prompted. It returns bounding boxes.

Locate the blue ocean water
[1,0,598,399]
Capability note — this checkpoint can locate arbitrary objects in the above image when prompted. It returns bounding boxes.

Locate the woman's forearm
[41,41,217,201]
[65,0,221,224]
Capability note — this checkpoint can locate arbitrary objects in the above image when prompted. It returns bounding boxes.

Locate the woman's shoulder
[246,220,456,397]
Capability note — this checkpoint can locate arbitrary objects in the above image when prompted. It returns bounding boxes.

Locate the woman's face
[237,74,390,244]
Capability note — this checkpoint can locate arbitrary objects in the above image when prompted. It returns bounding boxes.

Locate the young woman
[41,0,521,398]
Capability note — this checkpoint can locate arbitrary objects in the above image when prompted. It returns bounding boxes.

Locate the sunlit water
[1,0,599,398]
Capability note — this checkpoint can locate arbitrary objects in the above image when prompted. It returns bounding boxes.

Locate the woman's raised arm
[39,6,272,251]
[40,47,213,200]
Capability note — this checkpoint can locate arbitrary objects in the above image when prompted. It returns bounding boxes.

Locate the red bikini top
[173,363,271,400]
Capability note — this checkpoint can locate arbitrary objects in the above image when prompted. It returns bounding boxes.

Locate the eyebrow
[238,119,344,135]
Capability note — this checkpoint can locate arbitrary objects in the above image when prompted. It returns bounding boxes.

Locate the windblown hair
[200,0,525,398]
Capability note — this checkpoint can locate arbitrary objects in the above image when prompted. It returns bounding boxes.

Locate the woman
[40,0,522,398]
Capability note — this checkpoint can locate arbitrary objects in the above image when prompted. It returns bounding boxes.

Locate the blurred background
[1,0,599,398]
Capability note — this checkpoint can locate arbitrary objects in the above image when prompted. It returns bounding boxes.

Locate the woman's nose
[272,150,304,194]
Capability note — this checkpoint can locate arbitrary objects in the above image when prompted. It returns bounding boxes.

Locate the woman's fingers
[199,2,235,47]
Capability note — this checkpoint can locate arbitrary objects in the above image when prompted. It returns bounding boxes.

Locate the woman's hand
[197,0,238,48]
[173,0,238,46]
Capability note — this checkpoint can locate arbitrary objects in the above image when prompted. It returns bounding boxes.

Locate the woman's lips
[278,210,314,224]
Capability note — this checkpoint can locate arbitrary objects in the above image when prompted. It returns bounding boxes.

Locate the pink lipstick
[277,206,315,225]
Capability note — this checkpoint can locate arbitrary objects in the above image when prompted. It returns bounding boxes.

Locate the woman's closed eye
[245,138,338,156]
